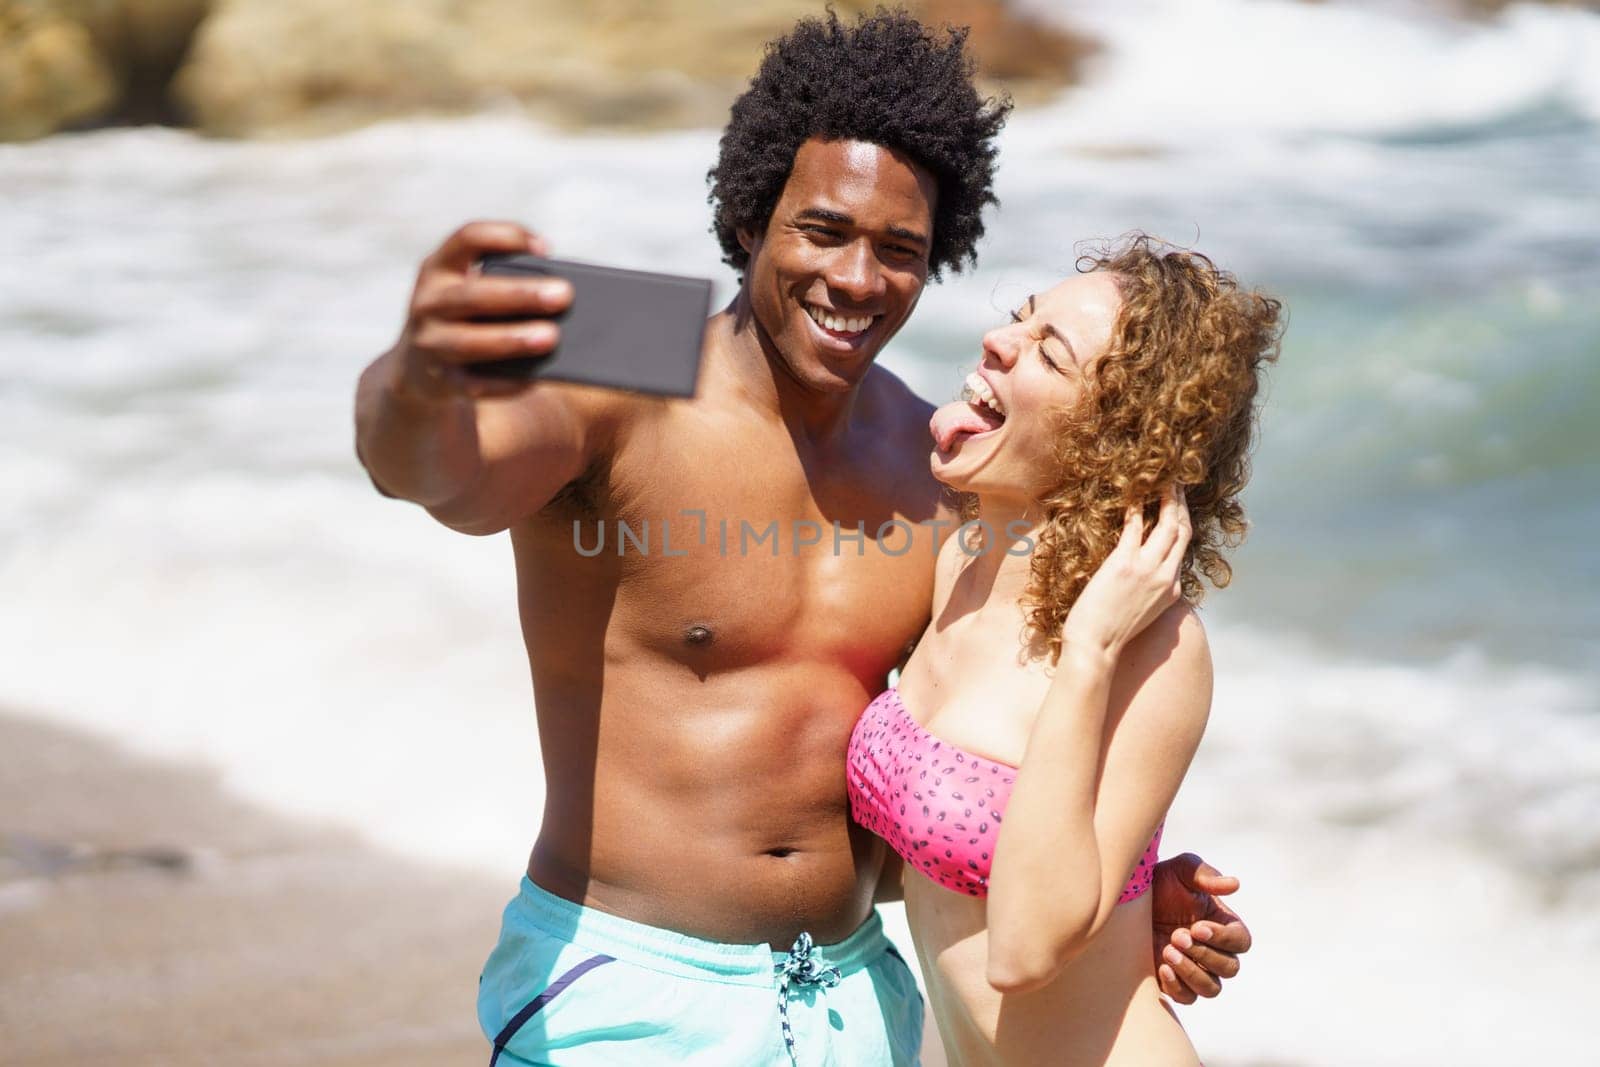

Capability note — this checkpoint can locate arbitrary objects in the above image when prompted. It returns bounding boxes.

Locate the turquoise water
[1231,283,1600,671]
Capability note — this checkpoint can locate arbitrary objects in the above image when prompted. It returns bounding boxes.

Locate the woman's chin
[929,449,973,492]
[930,457,1008,499]
[929,456,1035,506]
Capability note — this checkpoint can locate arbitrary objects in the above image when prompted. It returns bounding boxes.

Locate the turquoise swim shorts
[478,876,924,1066]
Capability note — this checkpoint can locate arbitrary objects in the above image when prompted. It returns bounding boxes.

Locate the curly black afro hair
[708,7,1012,281]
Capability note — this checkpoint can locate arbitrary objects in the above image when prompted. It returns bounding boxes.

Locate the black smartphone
[468,253,712,398]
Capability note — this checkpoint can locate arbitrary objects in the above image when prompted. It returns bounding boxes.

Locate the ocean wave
[1028,0,1600,140]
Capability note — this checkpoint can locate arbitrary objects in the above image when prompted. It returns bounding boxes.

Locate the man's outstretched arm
[355,221,618,535]
[1149,851,1252,1003]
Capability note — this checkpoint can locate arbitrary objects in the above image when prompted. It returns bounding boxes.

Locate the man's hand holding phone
[358,219,709,530]
[356,220,579,524]
[390,221,573,400]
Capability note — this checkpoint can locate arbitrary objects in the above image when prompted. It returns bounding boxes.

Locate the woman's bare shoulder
[1115,602,1213,718]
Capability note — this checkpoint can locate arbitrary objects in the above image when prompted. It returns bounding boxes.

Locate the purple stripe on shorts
[489,953,616,1067]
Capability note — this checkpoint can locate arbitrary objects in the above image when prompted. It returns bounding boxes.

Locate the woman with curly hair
[847,235,1283,1066]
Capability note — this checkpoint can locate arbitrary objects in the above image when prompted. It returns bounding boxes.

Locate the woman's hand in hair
[1060,485,1191,662]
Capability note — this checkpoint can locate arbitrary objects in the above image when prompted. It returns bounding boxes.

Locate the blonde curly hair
[971,234,1283,663]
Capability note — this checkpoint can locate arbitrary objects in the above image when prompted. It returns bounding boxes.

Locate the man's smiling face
[738,138,937,394]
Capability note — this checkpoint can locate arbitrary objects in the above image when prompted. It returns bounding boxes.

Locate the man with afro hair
[709,8,1006,282]
[356,9,1249,1065]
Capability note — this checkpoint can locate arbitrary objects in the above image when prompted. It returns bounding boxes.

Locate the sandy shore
[0,711,509,1066]
[0,711,950,1066]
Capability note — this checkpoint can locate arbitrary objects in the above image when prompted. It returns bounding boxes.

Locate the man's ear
[737,227,758,256]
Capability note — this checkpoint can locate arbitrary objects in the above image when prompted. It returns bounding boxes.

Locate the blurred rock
[0,2,117,140]
[2,0,1089,140]
[171,0,1093,137]
[68,0,214,123]
[0,0,212,139]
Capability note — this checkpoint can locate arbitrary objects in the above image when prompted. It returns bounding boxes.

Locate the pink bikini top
[847,687,1161,901]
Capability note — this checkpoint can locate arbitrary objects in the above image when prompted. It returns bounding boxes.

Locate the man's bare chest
[535,416,946,673]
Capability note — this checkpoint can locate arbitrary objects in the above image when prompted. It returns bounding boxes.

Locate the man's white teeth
[807,305,874,334]
[964,371,1006,418]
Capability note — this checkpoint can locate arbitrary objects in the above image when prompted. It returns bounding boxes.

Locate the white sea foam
[1169,624,1597,1064]
[1031,0,1600,137]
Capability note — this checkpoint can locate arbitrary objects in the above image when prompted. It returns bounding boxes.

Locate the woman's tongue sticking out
[930,398,1004,453]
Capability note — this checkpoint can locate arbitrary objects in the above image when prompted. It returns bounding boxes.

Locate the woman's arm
[986,612,1212,992]
[985,492,1212,993]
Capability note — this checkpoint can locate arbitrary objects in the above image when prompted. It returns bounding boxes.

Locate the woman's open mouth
[930,371,1007,452]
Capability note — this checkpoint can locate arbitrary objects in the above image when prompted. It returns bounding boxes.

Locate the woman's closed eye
[1011,308,1063,372]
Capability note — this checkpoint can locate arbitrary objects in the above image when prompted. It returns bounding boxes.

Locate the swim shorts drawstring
[774,931,841,1065]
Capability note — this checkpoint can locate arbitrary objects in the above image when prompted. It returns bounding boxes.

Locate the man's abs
[525,666,891,947]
